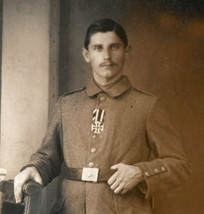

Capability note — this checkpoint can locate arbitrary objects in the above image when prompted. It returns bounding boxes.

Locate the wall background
[1,0,49,179]
[0,0,59,213]
[59,1,204,214]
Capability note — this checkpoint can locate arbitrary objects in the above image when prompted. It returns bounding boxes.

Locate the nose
[103,48,111,60]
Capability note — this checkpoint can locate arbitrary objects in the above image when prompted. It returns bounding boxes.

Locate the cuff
[135,160,168,199]
[21,160,50,186]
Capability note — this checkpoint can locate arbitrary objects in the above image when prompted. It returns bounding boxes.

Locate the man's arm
[14,98,64,203]
[108,99,191,197]
[136,100,191,198]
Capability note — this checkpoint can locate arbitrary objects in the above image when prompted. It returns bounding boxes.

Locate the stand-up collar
[86,75,132,98]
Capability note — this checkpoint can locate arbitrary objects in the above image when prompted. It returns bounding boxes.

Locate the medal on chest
[91,109,105,134]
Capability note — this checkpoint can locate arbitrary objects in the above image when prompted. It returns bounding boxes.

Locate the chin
[100,70,117,78]
[101,74,116,79]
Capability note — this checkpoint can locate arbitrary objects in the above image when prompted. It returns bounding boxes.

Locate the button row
[144,166,167,177]
[91,147,97,153]
[88,162,95,167]
[99,96,106,102]
[92,135,97,139]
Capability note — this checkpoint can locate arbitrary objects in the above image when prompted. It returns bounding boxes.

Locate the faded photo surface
[0,1,204,214]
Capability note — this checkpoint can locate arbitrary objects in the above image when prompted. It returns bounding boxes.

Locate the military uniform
[26,75,191,214]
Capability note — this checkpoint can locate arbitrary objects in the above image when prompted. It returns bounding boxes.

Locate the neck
[93,72,123,86]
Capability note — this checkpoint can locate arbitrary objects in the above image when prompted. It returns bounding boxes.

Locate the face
[82,31,127,85]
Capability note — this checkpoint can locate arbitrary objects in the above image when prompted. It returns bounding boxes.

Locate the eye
[93,45,103,52]
[111,44,120,51]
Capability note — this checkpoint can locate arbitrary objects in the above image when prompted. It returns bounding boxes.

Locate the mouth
[100,62,116,67]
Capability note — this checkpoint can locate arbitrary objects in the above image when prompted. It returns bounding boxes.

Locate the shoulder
[128,87,159,116]
[133,87,155,97]
[58,86,87,106]
[61,86,86,97]
[60,86,86,98]
[131,86,158,103]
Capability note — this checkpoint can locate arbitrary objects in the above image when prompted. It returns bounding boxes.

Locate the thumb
[110,163,121,170]
[14,171,31,203]
[33,173,43,185]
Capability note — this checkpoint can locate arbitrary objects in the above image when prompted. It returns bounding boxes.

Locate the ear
[82,47,90,63]
[125,45,131,60]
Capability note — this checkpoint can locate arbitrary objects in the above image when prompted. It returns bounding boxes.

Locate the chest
[61,91,150,167]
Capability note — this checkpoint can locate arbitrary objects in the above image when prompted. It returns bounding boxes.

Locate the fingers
[33,171,43,185]
[14,167,43,203]
[108,163,122,186]
[14,180,23,204]
[107,171,118,186]
[113,182,124,194]
[108,163,143,195]
[14,172,30,203]
[120,188,128,195]
[110,163,121,170]
[108,167,123,194]
[110,177,120,190]
[108,166,123,194]
[109,173,125,194]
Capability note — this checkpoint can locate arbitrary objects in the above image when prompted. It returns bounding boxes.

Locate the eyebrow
[92,44,102,47]
[92,42,122,47]
[111,43,121,45]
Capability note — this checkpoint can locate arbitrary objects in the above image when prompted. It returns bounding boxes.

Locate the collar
[86,75,132,98]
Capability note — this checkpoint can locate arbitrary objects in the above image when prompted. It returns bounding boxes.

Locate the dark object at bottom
[2,201,24,214]
[0,179,43,214]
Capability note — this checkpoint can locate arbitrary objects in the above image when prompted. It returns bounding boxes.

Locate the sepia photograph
[0,0,203,213]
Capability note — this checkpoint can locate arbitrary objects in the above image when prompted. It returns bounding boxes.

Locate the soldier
[14,18,191,214]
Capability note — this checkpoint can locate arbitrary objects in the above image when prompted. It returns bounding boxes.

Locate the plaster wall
[0,1,59,213]
[1,0,50,180]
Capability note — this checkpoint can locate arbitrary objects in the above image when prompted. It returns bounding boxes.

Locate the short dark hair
[84,18,128,50]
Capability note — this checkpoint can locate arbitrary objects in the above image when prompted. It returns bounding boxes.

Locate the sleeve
[21,98,64,186]
[136,99,192,199]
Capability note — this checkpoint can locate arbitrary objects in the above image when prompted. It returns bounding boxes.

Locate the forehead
[89,31,123,46]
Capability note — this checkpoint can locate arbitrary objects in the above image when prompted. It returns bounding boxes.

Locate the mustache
[100,61,117,67]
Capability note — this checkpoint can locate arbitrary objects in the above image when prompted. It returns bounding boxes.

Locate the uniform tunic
[26,76,191,214]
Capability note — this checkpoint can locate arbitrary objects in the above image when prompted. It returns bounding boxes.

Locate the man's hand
[107,163,144,195]
[14,167,43,203]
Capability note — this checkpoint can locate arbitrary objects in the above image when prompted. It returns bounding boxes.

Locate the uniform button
[91,148,97,153]
[154,168,159,173]
[92,135,97,139]
[161,166,166,171]
[99,96,106,102]
[88,162,95,167]
[144,172,150,177]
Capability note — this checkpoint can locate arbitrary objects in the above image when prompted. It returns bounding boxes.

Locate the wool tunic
[27,76,191,214]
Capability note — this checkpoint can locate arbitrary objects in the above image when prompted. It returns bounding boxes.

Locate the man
[14,18,191,214]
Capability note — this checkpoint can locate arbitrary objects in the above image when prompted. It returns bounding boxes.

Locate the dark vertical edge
[59,0,71,95]
[49,0,60,116]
